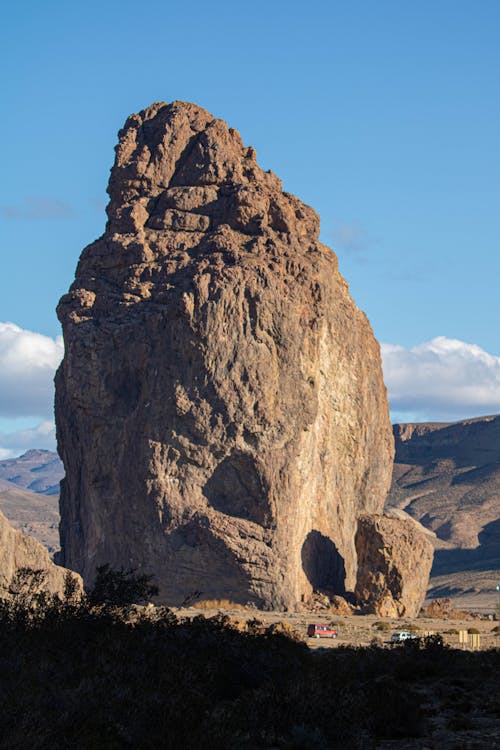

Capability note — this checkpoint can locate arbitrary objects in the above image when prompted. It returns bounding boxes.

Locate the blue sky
[1,0,499,455]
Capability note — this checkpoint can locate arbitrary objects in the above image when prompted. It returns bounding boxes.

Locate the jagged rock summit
[56,101,396,609]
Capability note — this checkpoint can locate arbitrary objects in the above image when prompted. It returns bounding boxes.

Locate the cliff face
[56,101,394,609]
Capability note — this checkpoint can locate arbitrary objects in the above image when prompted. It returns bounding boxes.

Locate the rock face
[56,101,394,609]
[0,510,82,598]
[355,513,434,617]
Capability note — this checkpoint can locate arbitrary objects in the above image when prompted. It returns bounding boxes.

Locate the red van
[307,623,337,639]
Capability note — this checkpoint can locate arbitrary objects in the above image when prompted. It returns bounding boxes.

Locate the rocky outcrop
[355,513,434,617]
[0,510,82,598]
[55,100,394,609]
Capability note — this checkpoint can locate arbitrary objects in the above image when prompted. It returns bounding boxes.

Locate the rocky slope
[386,414,500,611]
[0,510,81,599]
[55,100,395,609]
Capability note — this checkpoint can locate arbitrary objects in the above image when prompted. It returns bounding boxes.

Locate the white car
[390,630,417,643]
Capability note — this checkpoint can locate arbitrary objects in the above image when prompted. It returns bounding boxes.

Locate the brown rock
[328,594,356,616]
[55,101,394,609]
[419,598,474,620]
[355,513,434,617]
[0,510,82,599]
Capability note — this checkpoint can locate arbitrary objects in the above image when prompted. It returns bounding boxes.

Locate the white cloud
[0,421,56,459]
[382,336,500,422]
[0,322,64,419]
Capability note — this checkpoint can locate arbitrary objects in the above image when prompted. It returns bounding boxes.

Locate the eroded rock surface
[56,101,394,609]
[355,513,434,617]
[0,510,82,598]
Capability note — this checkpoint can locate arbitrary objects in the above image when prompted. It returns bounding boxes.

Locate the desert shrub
[245,617,266,634]
[467,627,480,635]
[192,598,246,611]
[491,625,500,633]
[374,621,392,631]
[88,564,159,606]
[1,571,499,749]
[266,621,302,641]
[444,628,459,635]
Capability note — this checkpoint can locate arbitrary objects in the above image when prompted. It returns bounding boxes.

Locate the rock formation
[56,100,395,609]
[0,510,82,599]
[355,513,434,617]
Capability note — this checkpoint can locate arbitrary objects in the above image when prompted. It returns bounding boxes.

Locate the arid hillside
[0,449,63,495]
[0,487,60,554]
[386,414,500,611]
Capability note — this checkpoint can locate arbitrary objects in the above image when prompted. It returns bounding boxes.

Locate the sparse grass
[192,598,249,611]
[373,620,392,631]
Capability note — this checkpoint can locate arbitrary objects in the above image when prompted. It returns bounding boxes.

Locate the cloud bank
[0,322,64,419]
[0,421,56,460]
[382,336,500,423]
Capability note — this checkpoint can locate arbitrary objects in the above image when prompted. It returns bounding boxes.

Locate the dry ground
[177,604,500,651]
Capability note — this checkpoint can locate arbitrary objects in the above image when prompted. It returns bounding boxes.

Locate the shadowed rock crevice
[301,530,346,595]
[203,453,271,526]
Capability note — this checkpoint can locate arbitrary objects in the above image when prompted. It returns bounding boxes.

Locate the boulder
[55,101,394,609]
[355,513,434,617]
[0,510,82,599]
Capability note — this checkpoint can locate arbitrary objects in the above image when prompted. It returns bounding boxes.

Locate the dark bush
[0,569,498,748]
[88,564,159,606]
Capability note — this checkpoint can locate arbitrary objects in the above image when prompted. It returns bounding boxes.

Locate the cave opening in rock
[301,530,346,594]
[203,451,271,526]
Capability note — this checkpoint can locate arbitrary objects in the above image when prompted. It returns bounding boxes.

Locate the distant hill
[386,414,500,612]
[0,449,63,495]
[0,450,63,555]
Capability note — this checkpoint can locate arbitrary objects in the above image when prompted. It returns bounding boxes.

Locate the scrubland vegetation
[0,569,499,749]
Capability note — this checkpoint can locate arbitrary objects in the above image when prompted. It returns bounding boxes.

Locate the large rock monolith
[56,101,395,609]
